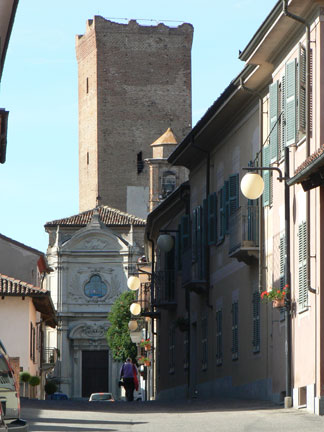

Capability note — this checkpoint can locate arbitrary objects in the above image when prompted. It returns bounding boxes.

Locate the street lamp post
[240,146,292,408]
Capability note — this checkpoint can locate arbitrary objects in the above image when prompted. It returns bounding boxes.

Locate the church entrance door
[82,350,109,397]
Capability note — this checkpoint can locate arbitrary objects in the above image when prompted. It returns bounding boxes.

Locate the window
[84,274,107,298]
[161,171,176,197]
[262,144,272,207]
[279,234,287,320]
[298,221,308,311]
[30,323,36,363]
[216,309,223,365]
[137,151,144,174]
[180,215,190,252]
[231,301,239,360]
[86,77,89,94]
[201,316,208,370]
[252,292,260,353]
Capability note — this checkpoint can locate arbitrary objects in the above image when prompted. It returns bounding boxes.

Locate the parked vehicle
[89,392,114,402]
[50,392,68,401]
[0,341,28,431]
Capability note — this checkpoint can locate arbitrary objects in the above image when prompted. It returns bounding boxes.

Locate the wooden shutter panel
[192,208,197,263]
[298,44,306,133]
[208,193,217,245]
[269,81,279,162]
[218,188,225,240]
[201,199,208,279]
[286,59,297,146]
[252,291,260,353]
[298,221,308,309]
[181,215,190,251]
[229,174,239,215]
[279,235,286,289]
[231,301,239,359]
[281,76,286,155]
[225,181,230,233]
[262,145,270,207]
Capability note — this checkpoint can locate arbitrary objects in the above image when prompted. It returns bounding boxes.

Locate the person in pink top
[120,357,138,401]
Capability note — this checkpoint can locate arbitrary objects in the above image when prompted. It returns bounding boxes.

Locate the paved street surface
[21,398,324,432]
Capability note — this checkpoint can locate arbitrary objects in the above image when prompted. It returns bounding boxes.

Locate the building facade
[76,17,193,217]
[144,0,324,415]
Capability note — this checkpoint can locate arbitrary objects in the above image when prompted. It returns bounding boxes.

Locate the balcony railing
[153,270,176,308]
[229,205,259,264]
[42,348,58,370]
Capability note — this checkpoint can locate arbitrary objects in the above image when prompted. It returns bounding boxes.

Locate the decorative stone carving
[69,322,109,340]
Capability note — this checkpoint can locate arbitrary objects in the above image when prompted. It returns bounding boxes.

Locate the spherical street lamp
[240,172,264,200]
[127,275,140,291]
[128,320,138,331]
[130,302,141,316]
[157,234,174,252]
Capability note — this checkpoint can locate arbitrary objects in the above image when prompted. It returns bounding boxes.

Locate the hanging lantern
[128,320,138,331]
[157,234,174,252]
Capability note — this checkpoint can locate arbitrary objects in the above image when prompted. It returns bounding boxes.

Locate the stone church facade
[45,208,145,398]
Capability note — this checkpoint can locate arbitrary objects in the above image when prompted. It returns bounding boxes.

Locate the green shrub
[44,380,57,395]
[19,371,31,383]
[29,376,41,387]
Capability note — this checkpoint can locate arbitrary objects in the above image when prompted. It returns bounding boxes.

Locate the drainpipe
[239,78,264,295]
[283,0,312,406]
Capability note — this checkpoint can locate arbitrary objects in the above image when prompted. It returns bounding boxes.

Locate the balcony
[153,270,176,309]
[229,205,259,264]
[42,347,58,371]
[181,249,208,294]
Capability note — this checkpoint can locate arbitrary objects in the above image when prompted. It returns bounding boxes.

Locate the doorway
[82,350,109,397]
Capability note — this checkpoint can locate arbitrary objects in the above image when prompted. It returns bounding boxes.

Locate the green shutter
[208,193,217,245]
[298,44,306,133]
[298,221,308,310]
[201,199,208,279]
[192,208,197,263]
[252,291,260,353]
[225,181,230,233]
[180,215,190,251]
[281,76,286,154]
[269,81,279,162]
[216,309,223,364]
[218,188,225,240]
[197,206,203,278]
[262,145,270,207]
[229,174,239,215]
[231,301,239,360]
[279,235,286,289]
[175,229,181,271]
[286,59,297,146]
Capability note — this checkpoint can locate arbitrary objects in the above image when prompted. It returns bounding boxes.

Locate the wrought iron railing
[229,205,259,255]
[43,348,58,365]
[153,270,176,306]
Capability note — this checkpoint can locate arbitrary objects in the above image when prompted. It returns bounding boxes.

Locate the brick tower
[76,17,193,218]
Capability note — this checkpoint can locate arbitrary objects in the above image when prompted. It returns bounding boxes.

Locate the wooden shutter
[281,76,286,155]
[180,215,190,251]
[201,199,208,279]
[208,193,217,245]
[216,309,223,365]
[279,235,286,289]
[269,81,279,162]
[231,301,239,360]
[298,44,306,133]
[286,59,297,146]
[298,221,308,310]
[252,291,260,353]
[229,174,239,215]
[192,208,197,263]
[196,206,203,278]
[218,188,225,240]
[225,181,230,233]
[262,145,270,207]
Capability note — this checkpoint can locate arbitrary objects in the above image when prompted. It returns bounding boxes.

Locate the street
[21,398,324,432]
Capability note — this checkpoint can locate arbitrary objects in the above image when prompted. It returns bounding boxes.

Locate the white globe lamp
[240,172,264,200]
[127,275,140,291]
[157,234,174,252]
[130,302,141,316]
[128,320,138,331]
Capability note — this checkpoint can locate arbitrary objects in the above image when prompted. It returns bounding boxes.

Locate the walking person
[120,358,138,401]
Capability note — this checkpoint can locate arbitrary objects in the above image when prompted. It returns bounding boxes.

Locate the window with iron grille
[252,292,260,353]
[231,301,239,360]
[216,309,223,365]
[298,221,308,311]
[201,316,208,370]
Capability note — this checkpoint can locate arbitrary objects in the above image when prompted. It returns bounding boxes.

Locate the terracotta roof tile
[0,273,48,297]
[295,145,324,175]
[45,205,146,227]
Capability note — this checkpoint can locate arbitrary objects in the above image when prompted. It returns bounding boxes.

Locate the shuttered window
[280,76,286,155]
[279,235,286,290]
[183,331,189,370]
[218,187,225,241]
[232,301,239,360]
[201,316,208,370]
[192,208,197,263]
[298,221,308,311]
[262,145,270,207]
[207,192,217,245]
[192,205,206,280]
[180,215,190,251]
[201,199,208,280]
[286,59,297,146]
[269,81,279,162]
[252,291,260,353]
[216,309,223,365]
[229,174,239,215]
[298,44,306,133]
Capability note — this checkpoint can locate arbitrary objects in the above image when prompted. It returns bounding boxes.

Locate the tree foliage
[29,376,41,387]
[19,371,31,383]
[44,380,57,395]
[107,290,137,362]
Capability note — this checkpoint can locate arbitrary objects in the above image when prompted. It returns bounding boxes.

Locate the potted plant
[143,357,151,367]
[140,339,152,351]
[260,285,288,308]
[137,356,145,365]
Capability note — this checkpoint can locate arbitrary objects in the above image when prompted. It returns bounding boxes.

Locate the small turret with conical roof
[146,128,188,212]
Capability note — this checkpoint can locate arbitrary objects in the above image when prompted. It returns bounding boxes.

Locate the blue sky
[0,0,275,252]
